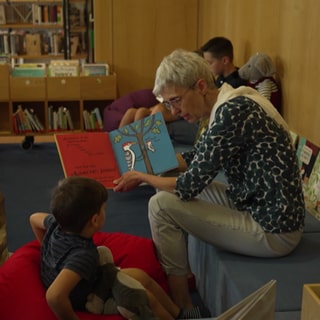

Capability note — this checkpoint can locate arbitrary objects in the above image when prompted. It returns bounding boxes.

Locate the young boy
[30,176,195,320]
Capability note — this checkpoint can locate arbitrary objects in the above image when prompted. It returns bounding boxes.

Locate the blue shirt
[41,215,99,310]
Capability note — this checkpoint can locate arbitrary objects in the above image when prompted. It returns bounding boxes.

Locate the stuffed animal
[85,246,158,320]
[239,52,282,112]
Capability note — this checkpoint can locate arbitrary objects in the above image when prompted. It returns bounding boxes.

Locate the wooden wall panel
[111,0,198,96]
[94,0,113,68]
[95,0,320,145]
[198,0,320,145]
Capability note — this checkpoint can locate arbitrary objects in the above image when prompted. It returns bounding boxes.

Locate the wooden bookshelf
[0,0,89,61]
[0,68,117,147]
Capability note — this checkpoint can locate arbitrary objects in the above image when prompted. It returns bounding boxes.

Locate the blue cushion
[189,233,320,316]
[304,211,320,232]
[275,311,301,320]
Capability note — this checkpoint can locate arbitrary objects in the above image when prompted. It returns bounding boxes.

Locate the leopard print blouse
[175,96,305,233]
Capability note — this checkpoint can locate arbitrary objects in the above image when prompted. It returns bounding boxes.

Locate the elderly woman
[114,49,305,317]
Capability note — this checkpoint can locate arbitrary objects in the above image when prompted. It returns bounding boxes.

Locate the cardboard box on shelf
[25,33,42,56]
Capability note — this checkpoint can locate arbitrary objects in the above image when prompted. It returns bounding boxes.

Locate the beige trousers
[148,181,302,276]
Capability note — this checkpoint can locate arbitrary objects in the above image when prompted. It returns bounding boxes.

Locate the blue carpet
[0,141,211,311]
[0,142,154,252]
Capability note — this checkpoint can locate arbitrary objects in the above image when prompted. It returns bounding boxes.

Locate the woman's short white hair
[153,49,215,97]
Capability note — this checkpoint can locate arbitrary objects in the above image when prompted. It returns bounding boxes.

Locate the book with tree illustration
[54,112,178,188]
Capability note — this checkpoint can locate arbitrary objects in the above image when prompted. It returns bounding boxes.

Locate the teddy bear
[238,52,282,112]
[85,246,158,320]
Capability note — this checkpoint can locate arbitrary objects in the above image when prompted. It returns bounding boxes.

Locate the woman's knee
[148,191,175,221]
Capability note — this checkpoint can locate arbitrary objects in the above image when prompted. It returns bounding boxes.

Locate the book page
[109,112,178,175]
[216,280,276,320]
[55,132,120,188]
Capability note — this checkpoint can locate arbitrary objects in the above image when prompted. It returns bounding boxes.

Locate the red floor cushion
[0,232,168,320]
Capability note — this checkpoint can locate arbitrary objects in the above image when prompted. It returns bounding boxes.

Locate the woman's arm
[113,171,177,193]
[29,212,49,244]
[46,269,81,320]
[113,153,187,192]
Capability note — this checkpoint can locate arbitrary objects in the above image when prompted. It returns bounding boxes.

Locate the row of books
[11,60,109,77]
[48,106,74,131]
[0,3,84,26]
[83,108,103,131]
[0,30,85,56]
[295,135,320,221]
[32,4,63,25]
[48,106,103,132]
[12,105,104,134]
[33,2,85,26]
[13,105,44,134]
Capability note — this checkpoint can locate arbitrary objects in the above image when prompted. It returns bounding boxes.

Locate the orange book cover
[55,132,120,188]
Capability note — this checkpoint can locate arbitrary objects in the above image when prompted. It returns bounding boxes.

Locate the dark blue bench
[188,212,320,319]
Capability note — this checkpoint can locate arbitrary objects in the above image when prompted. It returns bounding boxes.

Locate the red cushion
[0,232,168,320]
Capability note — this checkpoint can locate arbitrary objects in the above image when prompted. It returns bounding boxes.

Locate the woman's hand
[113,171,143,192]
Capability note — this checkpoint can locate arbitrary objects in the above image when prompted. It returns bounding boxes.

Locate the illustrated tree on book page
[55,113,178,188]
[109,113,175,175]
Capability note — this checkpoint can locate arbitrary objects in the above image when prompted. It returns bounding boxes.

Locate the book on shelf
[0,5,6,25]
[9,30,26,55]
[0,31,10,55]
[55,113,178,188]
[48,106,74,131]
[32,4,63,25]
[0,29,63,56]
[213,280,276,320]
[296,137,320,190]
[303,151,320,221]
[13,105,44,134]
[0,54,9,64]
[12,63,46,77]
[48,59,79,77]
[82,63,109,76]
[83,107,103,131]
[49,32,63,55]
[24,108,44,132]
[69,2,85,27]
[25,33,42,56]
[70,35,79,56]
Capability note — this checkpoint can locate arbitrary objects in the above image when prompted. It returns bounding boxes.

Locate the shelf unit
[0,64,11,135]
[0,0,89,62]
[0,68,117,141]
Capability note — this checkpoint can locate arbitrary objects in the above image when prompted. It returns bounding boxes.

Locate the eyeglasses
[162,82,197,110]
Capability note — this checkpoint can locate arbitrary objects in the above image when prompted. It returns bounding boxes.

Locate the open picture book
[193,280,276,320]
[212,279,276,320]
[54,112,178,188]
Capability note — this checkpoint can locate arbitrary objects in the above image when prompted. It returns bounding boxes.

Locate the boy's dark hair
[50,176,108,233]
[200,37,234,61]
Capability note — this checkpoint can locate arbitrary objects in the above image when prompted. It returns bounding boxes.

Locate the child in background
[119,102,179,128]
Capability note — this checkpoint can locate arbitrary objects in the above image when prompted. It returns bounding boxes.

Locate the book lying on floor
[211,279,276,320]
[55,112,178,188]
